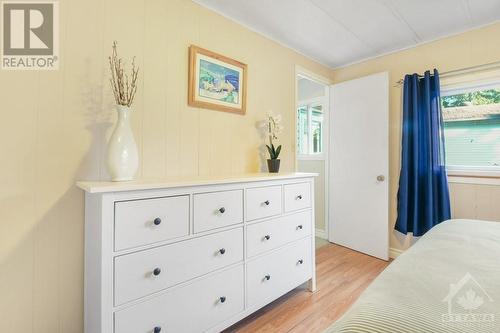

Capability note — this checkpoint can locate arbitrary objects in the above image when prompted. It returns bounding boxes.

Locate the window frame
[446,166,500,178]
[441,80,500,178]
[297,96,326,160]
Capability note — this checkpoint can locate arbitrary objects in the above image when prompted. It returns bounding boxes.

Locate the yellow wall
[0,1,332,331]
[333,22,500,252]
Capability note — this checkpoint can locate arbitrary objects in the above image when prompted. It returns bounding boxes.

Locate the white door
[329,72,389,260]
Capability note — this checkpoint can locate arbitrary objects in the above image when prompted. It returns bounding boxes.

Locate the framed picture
[188,45,247,115]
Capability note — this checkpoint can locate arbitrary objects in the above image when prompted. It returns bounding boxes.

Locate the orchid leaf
[275,145,281,158]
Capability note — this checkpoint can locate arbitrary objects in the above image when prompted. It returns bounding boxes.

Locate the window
[297,102,324,155]
[441,83,500,171]
[297,106,309,155]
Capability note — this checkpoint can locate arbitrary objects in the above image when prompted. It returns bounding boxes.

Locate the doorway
[295,69,330,243]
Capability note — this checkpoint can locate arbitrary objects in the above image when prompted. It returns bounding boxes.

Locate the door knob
[377,175,385,182]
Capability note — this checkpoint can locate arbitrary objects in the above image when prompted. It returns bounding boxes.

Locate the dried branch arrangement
[109,41,139,107]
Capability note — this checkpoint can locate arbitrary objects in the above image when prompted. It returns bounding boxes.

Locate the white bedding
[325,219,500,333]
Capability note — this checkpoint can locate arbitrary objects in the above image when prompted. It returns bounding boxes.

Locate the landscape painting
[189,46,247,114]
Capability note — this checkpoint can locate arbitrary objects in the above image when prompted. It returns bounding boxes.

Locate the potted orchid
[262,113,283,173]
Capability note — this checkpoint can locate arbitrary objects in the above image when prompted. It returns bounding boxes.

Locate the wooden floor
[224,242,389,333]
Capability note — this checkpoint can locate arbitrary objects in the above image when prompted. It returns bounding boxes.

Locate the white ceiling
[193,0,500,68]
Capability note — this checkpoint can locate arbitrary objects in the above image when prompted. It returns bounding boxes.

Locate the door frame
[294,66,331,241]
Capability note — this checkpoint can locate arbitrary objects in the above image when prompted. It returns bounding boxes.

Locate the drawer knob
[153,217,162,226]
[297,225,303,230]
[153,268,161,276]
[219,296,226,303]
[264,274,271,281]
[219,248,226,255]
[219,207,226,214]
[298,259,304,265]
[264,200,270,206]
[153,327,162,333]
[264,235,271,241]
[297,195,303,200]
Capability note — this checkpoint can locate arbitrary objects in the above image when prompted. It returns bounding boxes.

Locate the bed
[325,219,500,333]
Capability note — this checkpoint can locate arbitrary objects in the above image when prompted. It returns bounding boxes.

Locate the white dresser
[77,173,316,333]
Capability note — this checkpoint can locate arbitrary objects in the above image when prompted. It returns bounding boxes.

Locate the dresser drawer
[114,196,189,251]
[247,237,312,309]
[194,190,243,233]
[284,182,311,212]
[114,265,244,333]
[114,227,243,306]
[246,210,311,258]
[246,185,282,221]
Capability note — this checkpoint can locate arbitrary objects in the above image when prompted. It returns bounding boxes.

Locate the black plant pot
[267,159,281,173]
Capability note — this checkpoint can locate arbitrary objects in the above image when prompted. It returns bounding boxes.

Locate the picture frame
[188,45,247,115]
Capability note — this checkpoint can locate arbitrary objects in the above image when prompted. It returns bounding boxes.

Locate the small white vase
[106,105,139,181]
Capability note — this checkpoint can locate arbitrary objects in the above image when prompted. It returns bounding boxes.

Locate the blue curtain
[395,69,451,237]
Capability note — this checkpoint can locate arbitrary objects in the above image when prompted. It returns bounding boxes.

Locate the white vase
[106,105,139,181]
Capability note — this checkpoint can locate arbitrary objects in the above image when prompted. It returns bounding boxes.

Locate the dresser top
[77,172,317,193]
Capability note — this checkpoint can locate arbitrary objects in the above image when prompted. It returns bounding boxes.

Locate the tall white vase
[106,105,139,181]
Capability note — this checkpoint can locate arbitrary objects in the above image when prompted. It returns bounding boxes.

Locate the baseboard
[315,228,328,240]
[389,247,404,259]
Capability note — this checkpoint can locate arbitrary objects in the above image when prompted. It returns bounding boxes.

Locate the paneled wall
[0,1,332,332]
[450,180,500,221]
